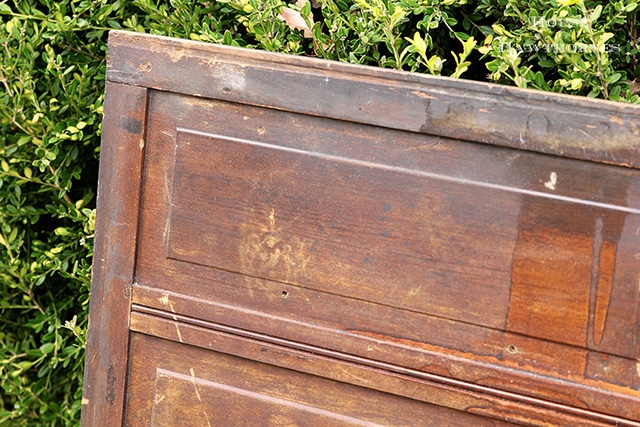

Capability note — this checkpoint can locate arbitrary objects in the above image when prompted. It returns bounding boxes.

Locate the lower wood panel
[131,284,640,422]
[127,311,637,426]
[125,332,518,426]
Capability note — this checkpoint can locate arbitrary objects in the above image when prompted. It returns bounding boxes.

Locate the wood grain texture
[130,88,640,422]
[105,30,640,168]
[80,82,147,426]
[84,30,640,426]
[128,309,640,426]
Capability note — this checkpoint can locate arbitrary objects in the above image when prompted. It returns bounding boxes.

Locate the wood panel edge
[105,30,640,169]
[128,310,640,427]
[80,82,148,427]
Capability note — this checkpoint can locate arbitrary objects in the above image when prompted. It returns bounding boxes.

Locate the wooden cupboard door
[82,31,640,427]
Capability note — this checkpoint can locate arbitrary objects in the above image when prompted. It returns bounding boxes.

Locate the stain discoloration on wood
[82,30,640,427]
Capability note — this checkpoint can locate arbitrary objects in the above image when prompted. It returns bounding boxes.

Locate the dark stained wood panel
[81,81,147,427]
[105,31,640,168]
[126,327,617,427]
[126,333,521,426]
[82,30,640,427]
[167,129,516,328]
[130,89,640,423]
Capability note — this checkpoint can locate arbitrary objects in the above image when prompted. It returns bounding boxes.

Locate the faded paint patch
[240,207,310,287]
[610,114,624,126]
[544,172,557,191]
[168,49,186,63]
[159,293,169,306]
[206,61,247,93]
[137,61,152,73]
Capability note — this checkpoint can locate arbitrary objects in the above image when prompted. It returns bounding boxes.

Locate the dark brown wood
[81,81,147,426]
[105,30,640,169]
[127,309,631,426]
[126,332,519,426]
[82,30,640,426]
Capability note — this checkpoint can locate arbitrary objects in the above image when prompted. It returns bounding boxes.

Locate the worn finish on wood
[82,30,640,426]
[126,333,520,426]
[105,30,640,169]
[81,81,147,426]
[132,89,640,423]
[127,310,632,426]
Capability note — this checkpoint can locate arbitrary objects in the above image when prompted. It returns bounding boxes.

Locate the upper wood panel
[106,30,640,168]
[133,89,640,423]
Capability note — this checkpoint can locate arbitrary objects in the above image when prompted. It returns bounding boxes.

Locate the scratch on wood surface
[399,142,440,152]
[203,411,212,427]
[411,90,436,100]
[189,368,202,402]
[170,304,183,342]
[159,293,183,342]
[339,366,370,385]
[577,129,592,139]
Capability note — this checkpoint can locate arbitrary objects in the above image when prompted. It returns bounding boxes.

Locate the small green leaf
[608,72,622,84]
[412,32,427,57]
[590,5,602,22]
[39,343,55,354]
[7,227,17,244]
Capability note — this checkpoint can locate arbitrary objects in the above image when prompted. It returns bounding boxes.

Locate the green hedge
[0,0,638,425]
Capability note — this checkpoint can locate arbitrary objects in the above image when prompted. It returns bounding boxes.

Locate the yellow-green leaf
[413,32,427,57]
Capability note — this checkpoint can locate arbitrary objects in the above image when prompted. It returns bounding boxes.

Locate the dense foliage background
[0,0,638,425]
